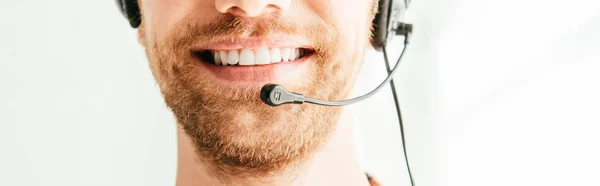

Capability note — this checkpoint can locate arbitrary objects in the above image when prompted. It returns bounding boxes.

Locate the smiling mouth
[194,47,315,66]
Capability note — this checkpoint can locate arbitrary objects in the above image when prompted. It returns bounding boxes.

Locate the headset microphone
[261,22,415,186]
[260,23,412,107]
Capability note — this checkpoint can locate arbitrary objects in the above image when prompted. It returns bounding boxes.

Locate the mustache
[169,14,308,48]
[158,13,341,69]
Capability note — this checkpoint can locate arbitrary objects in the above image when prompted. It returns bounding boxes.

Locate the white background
[1,0,599,186]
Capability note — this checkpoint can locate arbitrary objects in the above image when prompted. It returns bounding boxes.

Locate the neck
[175,108,370,186]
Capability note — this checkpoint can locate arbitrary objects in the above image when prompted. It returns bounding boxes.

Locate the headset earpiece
[371,0,408,51]
[371,0,390,51]
[116,0,141,28]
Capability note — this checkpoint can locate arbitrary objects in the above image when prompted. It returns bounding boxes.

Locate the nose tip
[224,4,275,17]
[215,0,291,17]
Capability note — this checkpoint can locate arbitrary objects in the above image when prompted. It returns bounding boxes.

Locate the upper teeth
[213,48,303,66]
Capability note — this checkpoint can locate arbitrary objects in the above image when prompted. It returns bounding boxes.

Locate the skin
[136,0,378,185]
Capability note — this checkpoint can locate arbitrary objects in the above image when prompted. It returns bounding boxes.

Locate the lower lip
[195,54,314,84]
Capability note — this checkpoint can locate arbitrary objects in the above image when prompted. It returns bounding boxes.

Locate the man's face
[138,0,376,175]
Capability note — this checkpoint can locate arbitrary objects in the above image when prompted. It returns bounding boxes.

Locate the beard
[141,13,365,179]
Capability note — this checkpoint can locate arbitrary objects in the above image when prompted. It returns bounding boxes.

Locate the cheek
[142,0,215,43]
[147,0,184,41]
[308,0,373,55]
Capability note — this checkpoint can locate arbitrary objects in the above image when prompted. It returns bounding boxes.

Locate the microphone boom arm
[260,30,411,107]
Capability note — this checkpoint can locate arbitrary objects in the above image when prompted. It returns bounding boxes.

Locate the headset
[116,0,414,185]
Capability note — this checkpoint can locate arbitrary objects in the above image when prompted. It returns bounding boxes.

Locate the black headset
[116,0,415,185]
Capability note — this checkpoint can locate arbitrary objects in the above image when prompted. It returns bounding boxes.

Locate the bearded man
[121,0,387,185]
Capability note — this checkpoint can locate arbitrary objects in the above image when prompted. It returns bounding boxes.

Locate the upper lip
[192,35,314,51]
